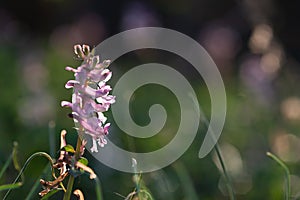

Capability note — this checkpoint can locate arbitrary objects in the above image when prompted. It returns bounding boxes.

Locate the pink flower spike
[63,45,115,151]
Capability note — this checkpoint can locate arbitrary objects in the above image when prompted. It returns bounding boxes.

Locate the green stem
[25,164,52,200]
[172,162,199,200]
[267,152,291,200]
[63,136,82,200]
[94,176,104,200]
[0,153,12,179]
[3,152,54,200]
[198,106,235,200]
[215,143,235,200]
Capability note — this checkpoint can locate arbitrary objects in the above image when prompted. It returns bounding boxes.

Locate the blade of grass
[172,162,199,200]
[267,152,291,200]
[24,164,52,200]
[3,152,54,200]
[94,176,103,200]
[48,121,56,158]
[41,188,63,200]
[215,143,235,200]
[0,142,23,192]
[198,106,235,200]
[0,182,22,191]
[0,153,13,179]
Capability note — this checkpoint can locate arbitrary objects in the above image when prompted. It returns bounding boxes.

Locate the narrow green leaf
[41,188,62,200]
[172,162,199,200]
[3,152,55,200]
[12,142,21,171]
[48,121,56,157]
[25,164,52,200]
[0,182,22,191]
[198,107,235,200]
[94,176,103,200]
[0,153,12,179]
[61,144,75,153]
[267,152,291,200]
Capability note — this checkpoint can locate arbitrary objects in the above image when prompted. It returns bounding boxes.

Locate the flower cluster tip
[61,44,115,153]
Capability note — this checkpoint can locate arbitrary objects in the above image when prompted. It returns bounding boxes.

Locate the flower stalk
[63,136,82,200]
[61,44,113,199]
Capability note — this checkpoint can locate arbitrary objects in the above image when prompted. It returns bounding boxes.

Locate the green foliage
[0,142,23,194]
[78,157,88,166]
[267,152,291,200]
[3,151,54,199]
[61,144,75,154]
[41,188,63,200]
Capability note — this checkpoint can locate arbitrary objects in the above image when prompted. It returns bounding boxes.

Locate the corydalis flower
[61,44,115,153]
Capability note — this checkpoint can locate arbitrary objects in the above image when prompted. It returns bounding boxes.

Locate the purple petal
[103,123,110,135]
[97,95,116,105]
[75,67,88,84]
[84,86,109,98]
[88,68,112,82]
[90,138,98,153]
[65,66,77,73]
[65,80,79,89]
[84,99,107,112]
[81,117,102,134]
[97,112,107,123]
[97,136,107,147]
[61,101,72,108]
[101,69,112,82]
[84,86,98,98]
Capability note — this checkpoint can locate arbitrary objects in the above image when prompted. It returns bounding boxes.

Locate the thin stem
[267,152,291,200]
[63,136,82,200]
[3,152,54,200]
[63,177,75,200]
[94,176,103,200]
[215,143,235,200]
[48,121,56,157]
[25,164,52,200]
[0,153,12,179]
[198,106,235,200]
[172,162,199,200]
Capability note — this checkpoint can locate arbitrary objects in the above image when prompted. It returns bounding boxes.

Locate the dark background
[1,0,300,199]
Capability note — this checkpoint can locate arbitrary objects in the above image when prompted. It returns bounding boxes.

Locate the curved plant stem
[94,176,103,200]
[267,152,291,200]
[63,136,82,200]
[215,143,235,200]
[3,152,54,200]
[25,164,53,200]
[198,106,235,200]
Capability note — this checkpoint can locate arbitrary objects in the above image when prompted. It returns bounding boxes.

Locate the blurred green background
[1,0,300,199]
